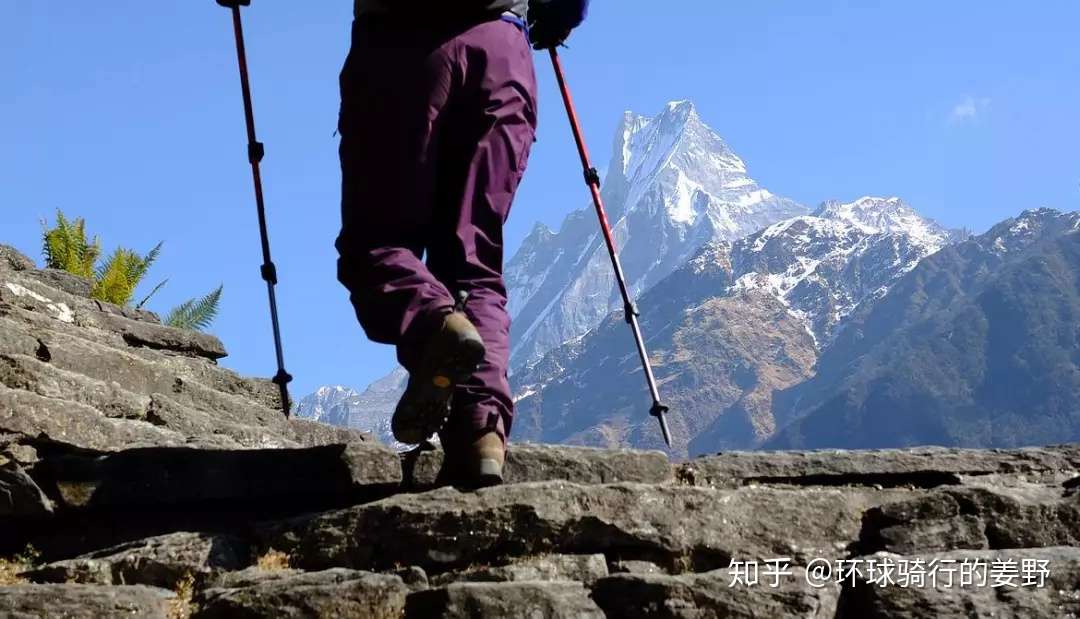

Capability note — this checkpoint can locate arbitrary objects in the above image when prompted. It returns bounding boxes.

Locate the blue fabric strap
[500,12,531,45]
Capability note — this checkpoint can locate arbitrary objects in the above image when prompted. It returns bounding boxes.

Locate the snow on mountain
[511,197,959,455]
[727,196,953,344]
[505,100,806,368]
[814,196,952,246]
[294,369,409,450]
[294,385,357,425]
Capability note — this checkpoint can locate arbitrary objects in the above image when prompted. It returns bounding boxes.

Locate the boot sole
[392,336,486,444]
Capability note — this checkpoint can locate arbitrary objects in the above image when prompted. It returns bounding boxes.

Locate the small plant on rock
[40,210,223,331]
[0,545,41,585]
[255,548,290,571]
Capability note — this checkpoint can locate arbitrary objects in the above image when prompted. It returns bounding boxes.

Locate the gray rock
[24,532,248,589]
[403,443,673,488]
[281,481,918,573]
[432,554,608,586]
[90,298,162,325]
[593,567,839,618]
[0,322,366,451]
[836,546,1080,618]
[0,353,151,421]
[194,568,407,619]
[24,269,93,298]
[92,312,227,360]
[0,584,174,618]
[393,565,430,591]
[406,581,604,618]
[0,441,38,467]
[681,444,1080,489]
[0,246,35,272]
[34,441,402,511]
[0,465,52,517]
[0,384,186,452]
[860,484,1080,555]
[610,560,667,575]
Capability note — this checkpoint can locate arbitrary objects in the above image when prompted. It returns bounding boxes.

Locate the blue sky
[5,1,1080,397]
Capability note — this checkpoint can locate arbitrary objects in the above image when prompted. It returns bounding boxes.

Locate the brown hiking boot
[469,432,506,487]
[392,312,486,444]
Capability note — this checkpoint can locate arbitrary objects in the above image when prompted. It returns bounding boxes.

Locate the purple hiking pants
[335,14,537,449]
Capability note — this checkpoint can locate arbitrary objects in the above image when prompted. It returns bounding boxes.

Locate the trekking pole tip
[651,402,672,448]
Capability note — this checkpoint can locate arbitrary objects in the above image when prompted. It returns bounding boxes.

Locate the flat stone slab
[0,583,174,619]
[0,269,224,360]
[403,443,673,488]
[593,567,839,618]
[859,483,1080,555]
[406,581,604,618]
[194,568,407,619]
[431,554,609,586]
[0,384,186,452]
[837,546,1080,618]
[278,482,918,574]
[25,532,249,589]
[682,444,1080,489]
[30,442,402,511]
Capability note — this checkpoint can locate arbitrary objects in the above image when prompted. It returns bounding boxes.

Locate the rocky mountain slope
[506,100,805,367]
[512,198,953,456]
[765,208,1080,450]
[3,243,1080,618]
[295,373,405,449]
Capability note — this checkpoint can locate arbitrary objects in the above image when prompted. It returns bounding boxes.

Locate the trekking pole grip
[216,0,250,7]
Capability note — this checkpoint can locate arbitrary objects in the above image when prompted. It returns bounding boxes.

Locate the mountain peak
[985,208,1079,254]
[814,196,949,247]
[660,99,699,123]
[506,101,804,367]
[314,385,354,398]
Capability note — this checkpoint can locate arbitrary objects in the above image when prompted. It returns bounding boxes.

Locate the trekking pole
[216,0,293,417]
[547,48,672,447]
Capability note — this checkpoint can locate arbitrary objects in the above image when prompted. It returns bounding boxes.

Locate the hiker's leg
[428,19,538,450]
[335,19,457,365]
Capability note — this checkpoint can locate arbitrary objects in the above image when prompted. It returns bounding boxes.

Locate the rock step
[403,443,673,488]
[0,583,176,619]
[275,481,920,575]
[0,270,224,359]
[681,444,1080,488]
[836,546,1080,618]
[0,320,365,452]
[0,314,281,425]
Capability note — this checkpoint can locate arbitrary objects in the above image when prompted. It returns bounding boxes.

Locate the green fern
[41,210,100,278]
[165,285,223,332]
[40,212,220,331]
[90,243,164,306]
[135,279,168,310]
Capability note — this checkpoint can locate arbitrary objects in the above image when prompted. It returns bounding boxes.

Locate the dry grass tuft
[167,572,196,619]
[255,548,290,572]
[0,546,40,585]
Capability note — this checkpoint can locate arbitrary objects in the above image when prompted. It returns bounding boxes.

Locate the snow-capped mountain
[506,100,805,367]
[766,208,1080,450]
[294,369,408,450]
[511,197,956,455]
[726,196,953,344]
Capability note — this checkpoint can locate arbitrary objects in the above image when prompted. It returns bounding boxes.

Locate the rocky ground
[2,244,1080,618]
